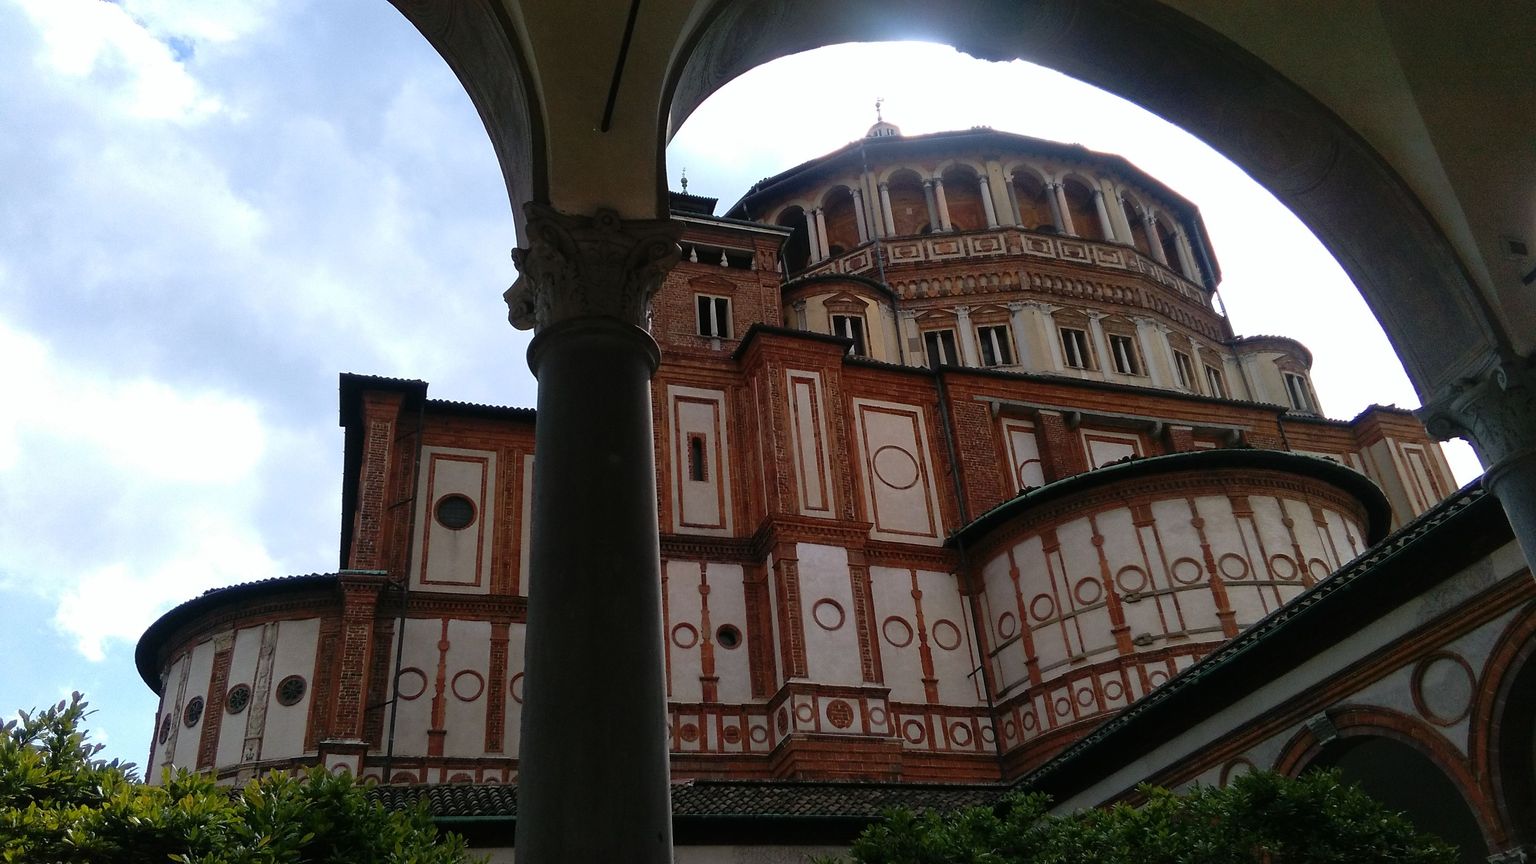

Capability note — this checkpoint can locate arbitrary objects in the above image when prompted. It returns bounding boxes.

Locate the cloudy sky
[0,0,1480,766]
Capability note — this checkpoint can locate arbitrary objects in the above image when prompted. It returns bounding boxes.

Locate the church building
[136,123,1533,862]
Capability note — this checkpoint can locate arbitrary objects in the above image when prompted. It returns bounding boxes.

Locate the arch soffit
[878,165,927,186]
[1059,172,1100,195]
[819,184,856,208]
[773,204,806,225]
[935,159,985,180]
[672,1,1508,390]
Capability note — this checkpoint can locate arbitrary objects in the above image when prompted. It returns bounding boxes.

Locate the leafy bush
[0,693,475,863]
[827,770,1456,864]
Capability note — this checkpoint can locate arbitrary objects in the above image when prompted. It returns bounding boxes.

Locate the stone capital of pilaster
[504,202,682,331]
[1005,301,1027,312]
[953,304,972,317]
[1419,356,1536,480]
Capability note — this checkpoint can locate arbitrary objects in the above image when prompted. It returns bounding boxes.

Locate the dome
[865,119,901,138]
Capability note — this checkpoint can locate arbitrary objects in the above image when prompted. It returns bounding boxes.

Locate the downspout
[379,395,426,782]
[933,368,1006,774]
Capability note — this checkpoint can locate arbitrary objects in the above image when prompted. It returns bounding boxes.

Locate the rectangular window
[832,314,867,357]
[1205,365,1227,399]
[1060,327,1092,369]
[1173,351,1195,389]
[977,325,1013,367]
[686,434,708,482]
[696,295,731,338]
[1108,334,1141,375]
[923,329,959,368]
[1284,372,1313,412]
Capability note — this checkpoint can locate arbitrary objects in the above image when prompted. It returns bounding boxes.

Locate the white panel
[1003,419,1045,491]
[169,640,217,769]
[708,563,752,704]
[215,626,264,768]
[410,446,497,594]
[443,619,492,757]
[1082,429,1140,468]
[854,399,944,544]
[260,618,320,760]
[918,570,983,706]
[786,371,834,515]
[796,543,861,685]
[386,617,444,761]
[668,385,734,535]
[666,560,704,703]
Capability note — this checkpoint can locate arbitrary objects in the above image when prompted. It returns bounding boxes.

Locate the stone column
[1133,317,1168,386]
[1421,360,1536,567]
[1045,182,1066,234]
[804,210,823,263]
[814,207,831,259]
[1005,175,1022,227]
[851,187,869,244]
[504,203,680,864]
[1143,209,1169,265]
[879,181,896,237]
[954,305,980,366]
[792,300,808,330]
[1109,190,1136,245]
[1087,312,1113,376]
[1092,189,1116,242]
[921,180,940,233]
[932,177,952,232]
[1006,302,1034,372]
[978,176,999,228]
[1172,226,1198,279]
[1039,304,1067,371]
[1053,182,1076,236]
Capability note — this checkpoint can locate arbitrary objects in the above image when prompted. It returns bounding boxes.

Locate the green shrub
[0,693,475,863]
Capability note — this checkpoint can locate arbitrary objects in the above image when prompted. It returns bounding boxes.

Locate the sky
[0,0,1481,767]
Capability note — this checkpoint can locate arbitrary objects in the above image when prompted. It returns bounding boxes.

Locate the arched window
[776,206,810,273]
[1012,172,1053,232]
[1122,193,1152,254]
[885,170,928,236]
[1157,214,1183,269]
[822,187,859,255]
[940,165,985,232]
[1063,179,1105,241]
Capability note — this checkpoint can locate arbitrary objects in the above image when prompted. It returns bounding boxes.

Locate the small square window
[832,314,867,357]
[977,325,1013,367]
[1173,351,1195,390]
[1205,365,1228,399]
[697,295,731,338]
[687,434,708,482]
[1108,334,1142,375]
[1060,327,1092,369]
[923,329,959,368]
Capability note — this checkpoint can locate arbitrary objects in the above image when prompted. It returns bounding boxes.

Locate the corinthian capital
[504,203,682,331]
[1419,356,1536,480]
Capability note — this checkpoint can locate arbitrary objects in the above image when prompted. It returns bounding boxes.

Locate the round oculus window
[158,715,173,745]
[225,684,251,715]
[275,675,307,706]
[435,494,476,530]
[182,696,204,728]
[715,624,742,650]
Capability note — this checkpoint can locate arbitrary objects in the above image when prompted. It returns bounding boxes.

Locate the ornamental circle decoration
[182,696,204,728]
[902,719,926,744]
[794,702,815,723]
[868,706,888,728]
[1075,687,1095,708]
[812,599,845,631]
[1021,711,1037,732]
[225,684,252,715]
[949,722,973,747]
[1308,558,1332,580]
[451,670,485,702]
[1220,758,1257,787]
[1269,554,1299,581]
[1218,553,1250,580]
[1029,593,1056,622]
[750,723,770,744]
[722,725,742,745]
[680,723,699,743]
[1074,578,1104,606]
[671,622,699,649]
[882,616,914,648]
[1103,679,1125,702]
[777,707,789,734]
[434,494,477,531]
[1412,652,1476,726]
[871,445,921,490]
[395,668,428,701]
[996,612,1018,639]
[1016,458,1042,489]
[509,673,525,704]
[1170,557,1205,585]
[158,715,173,745]
[715,624,742,650]
[1115,565,1149,594]
[275,675,306,707]
[827,699,855,729]
[1054,696,1072,717]
[931,619,962,651]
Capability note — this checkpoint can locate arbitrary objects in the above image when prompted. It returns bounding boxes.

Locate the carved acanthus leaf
[1419,356,1536,474]
[505,203,682,331]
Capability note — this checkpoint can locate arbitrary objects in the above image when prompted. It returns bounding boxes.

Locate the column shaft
[1053,182,1076,236]
[933,178,952,232]
[814,208,831,259]
[805,210,823,263]
[979,176,999,228]
[852,188,869,243]
[1045,183,1066,234]
[1092,189,1116,241]
[879,182,895,237]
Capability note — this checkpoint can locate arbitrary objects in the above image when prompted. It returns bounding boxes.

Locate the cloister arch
[1010,170,1053,233]
[884,168,929,236]
[820,185,860,254]
[1061,177,1104,242]
[775,205,811,273]
[939,164,985,232]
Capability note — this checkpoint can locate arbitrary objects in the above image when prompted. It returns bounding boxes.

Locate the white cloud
[15,0,221,121]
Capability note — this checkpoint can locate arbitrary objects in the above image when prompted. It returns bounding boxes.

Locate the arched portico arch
[382,2,1536,859]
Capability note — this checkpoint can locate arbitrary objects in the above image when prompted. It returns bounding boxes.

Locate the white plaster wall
[668,386,734,536]
[871,565,927,703]
[667,560,705,702]
[214,625,264,768]
[504,621,526,756]
[443,619,492,758]
[386,617,446,759]
[259,617,319,760]
[917,569,984,706]
[410,447,498,593]
[853,398,944,545]
[169,639,216,769]
[796,543,862,685]
[710,564,751,704]
[786,371,835,517]
[150,653,190,777]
